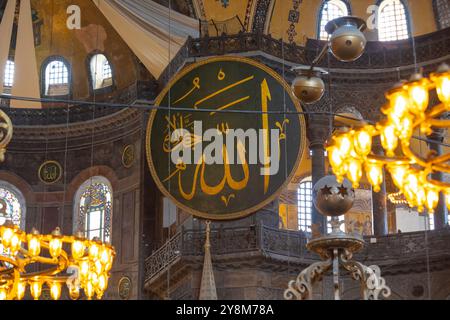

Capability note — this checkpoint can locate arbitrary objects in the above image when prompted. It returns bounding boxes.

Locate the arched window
[298,177,312,232]
[3,60,14,88]
[433,0,450,30]
[318,0,350,40]
[378,0,410,41]
[74,177,112,243]
[43,57,70,96]
[90,54,113,90]
[0,181,26,257]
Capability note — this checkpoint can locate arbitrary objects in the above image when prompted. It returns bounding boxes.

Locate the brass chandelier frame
[326,63,450,213]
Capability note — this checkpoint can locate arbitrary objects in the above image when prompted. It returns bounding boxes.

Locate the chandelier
[0,222,115,300]
[326,63,450,214]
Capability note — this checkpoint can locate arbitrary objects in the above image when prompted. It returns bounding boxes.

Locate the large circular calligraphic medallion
[146,56,306,220]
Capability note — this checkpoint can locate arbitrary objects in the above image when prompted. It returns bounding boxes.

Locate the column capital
[307,115,331,149]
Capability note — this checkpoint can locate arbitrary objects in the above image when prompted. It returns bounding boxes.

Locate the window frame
[3,59,15,89]
[0,181,26,230]
[41,56,72,98]
[86,51,115,95]
[317,0,352,40]
[376,0,412,42]
[297,177,313,232]
[73,176,113,243]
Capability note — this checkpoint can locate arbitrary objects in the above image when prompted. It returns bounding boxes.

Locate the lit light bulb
[95,260,103,274]
[1,227,14,248]
[408,81,429,113]
[426,188,440,213]
[86,282,95,300]
[10,234,20,255]
[388,165,408,188]
[347,159,362,188]
[406,172,419,194]
[49,228,63,258]
[28,230,41,256]
[50,282,62,300]
[436,76,450,104]
[431,65,450,104]
[98,274,107,291]
[365,162,383,192]
[416,187,426,212]
[17,282,26,300]
[80,261,89,279]
[89,243,100,259]
[398,114,413,140]
[380,125,398,157]
[354,129,372,156]
[30,281,42,300]
[328,146,343,169]
[100,247,110,265]
[388,90,410,118]
[338,134,353,157]
[72,240,85,260]
[0,288,7,300]
[49,237,62,258]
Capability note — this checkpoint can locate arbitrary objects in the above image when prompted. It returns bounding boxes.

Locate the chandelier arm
[366,154,410,164]
[428,152,450,165]
[401,141,430,168]
[426,119,450,128]
[425,103,447,119]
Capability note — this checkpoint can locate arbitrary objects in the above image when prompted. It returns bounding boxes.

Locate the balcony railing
[144,223,450,284]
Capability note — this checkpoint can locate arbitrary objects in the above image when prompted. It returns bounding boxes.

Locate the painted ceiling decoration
[92,0,199,78]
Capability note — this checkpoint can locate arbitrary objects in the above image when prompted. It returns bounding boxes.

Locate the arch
[433,0,450,30]
[41,56,71,97]
[317,0,351,40]
[377,0,411,41]
[73,176,113,242]
[87,52,115,92]
[66,165,119,202]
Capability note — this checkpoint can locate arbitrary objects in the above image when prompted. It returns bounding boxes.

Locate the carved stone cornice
[10,108,143,142]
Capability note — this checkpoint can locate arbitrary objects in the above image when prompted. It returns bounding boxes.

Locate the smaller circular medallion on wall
[122,144,135,168]
[38,160,63,184]
[118,276,132,300]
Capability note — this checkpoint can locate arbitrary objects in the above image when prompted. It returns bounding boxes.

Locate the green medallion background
[146,56,306,220]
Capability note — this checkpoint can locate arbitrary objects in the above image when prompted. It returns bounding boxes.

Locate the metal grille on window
[319,0,348,40]
[4,60,14,88]
[378,0,410,41]
[298,179,312,232]
[47,61,69,85]
[78,183,112,243]
[102,60,112,80]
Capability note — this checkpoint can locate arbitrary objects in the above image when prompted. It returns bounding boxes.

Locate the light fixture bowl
[325,16,367,62]
[291,67,328,104]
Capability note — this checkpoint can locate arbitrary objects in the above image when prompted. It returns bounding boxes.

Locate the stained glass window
[318,0,349,40]
[298,177,312,232]
[434,0,450,29]
[75,178,112,243]
[378,0,410,41]
[44,59,70,96]
[90,54,113,90]
[0,183,25,258]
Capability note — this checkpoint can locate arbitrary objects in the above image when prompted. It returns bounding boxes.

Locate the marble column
[372,138,388,236]
[427,130,449,229]
[307,115,330,235]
